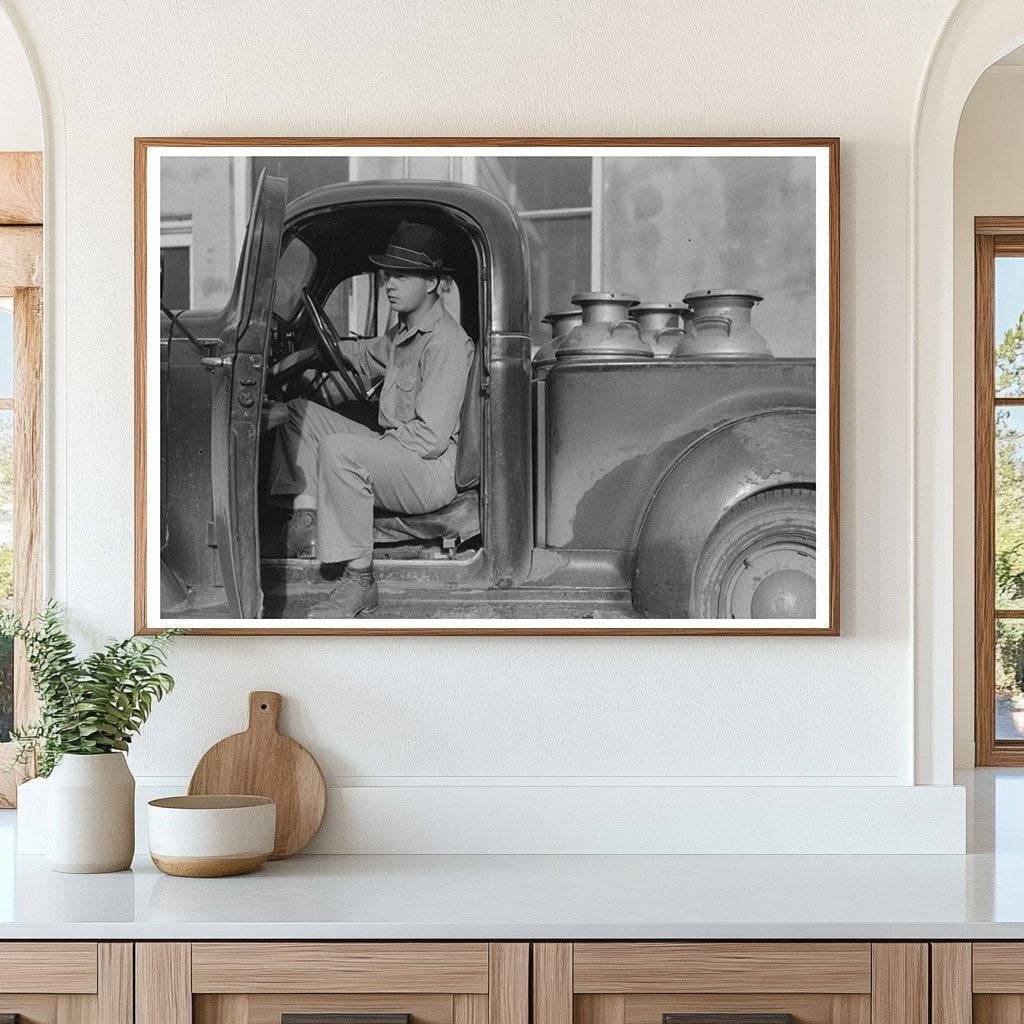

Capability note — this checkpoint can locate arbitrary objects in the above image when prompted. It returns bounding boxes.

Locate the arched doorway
[914,0,1024,785]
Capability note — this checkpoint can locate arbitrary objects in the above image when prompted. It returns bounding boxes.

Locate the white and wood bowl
[146,795,277,877]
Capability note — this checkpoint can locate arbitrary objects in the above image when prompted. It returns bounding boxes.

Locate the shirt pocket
[393,372,418,422]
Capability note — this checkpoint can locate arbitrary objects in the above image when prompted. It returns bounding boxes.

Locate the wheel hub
[721,542,816,619]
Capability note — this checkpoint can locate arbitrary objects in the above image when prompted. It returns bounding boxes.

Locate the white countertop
[0,847,1022,940]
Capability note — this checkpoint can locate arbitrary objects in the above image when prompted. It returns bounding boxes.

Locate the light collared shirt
[338,298,474,460]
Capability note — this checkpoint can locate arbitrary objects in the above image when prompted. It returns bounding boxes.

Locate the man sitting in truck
[264,220,474,618]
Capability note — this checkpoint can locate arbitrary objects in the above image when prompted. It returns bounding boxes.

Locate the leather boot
[283,509,317,559]
[307,567,379,618]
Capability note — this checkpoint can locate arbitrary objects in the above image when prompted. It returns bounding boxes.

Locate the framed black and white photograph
[135,137,839,635]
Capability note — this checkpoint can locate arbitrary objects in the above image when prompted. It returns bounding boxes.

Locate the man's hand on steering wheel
[300,287,376,404]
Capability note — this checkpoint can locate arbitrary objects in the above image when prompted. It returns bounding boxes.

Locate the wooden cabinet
[0,938,939,1024]
[532,944,928,1024]
[136,943,528,1024]
[0,942,132,1024]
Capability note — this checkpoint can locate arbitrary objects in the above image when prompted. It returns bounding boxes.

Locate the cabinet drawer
[534,943,926,1024]
[138,942,528,1024]
[572,943,872,994]
[0,942,98,993]
[0,942,130,1024]
[191,943,490,993]
[973,943,1024,992]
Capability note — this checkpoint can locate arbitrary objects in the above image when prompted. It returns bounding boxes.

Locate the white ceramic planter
[46,752,135,873]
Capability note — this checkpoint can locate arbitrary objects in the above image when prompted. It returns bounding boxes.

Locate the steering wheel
[300,287,376,404]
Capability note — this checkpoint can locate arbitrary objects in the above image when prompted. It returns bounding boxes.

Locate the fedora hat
[369,220,454,276]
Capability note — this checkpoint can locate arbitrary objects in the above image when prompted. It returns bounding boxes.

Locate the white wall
[0,0,977,852]
[952,64,1024,768]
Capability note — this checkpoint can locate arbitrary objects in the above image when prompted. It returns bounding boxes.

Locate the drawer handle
[665,1016,797,1024]
[283,1016,411,1024]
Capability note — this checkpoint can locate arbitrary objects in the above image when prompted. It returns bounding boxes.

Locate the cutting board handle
[248,691,282,734]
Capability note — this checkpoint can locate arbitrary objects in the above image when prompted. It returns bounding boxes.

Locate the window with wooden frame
[974,217,1024,764]
[0,151,43,805]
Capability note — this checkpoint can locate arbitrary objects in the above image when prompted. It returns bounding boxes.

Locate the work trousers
[268,398,458,563]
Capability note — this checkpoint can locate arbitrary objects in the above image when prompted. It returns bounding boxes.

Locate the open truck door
[206,169,287,617]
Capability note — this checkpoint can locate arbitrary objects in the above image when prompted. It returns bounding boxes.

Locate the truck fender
[631,409,816,618]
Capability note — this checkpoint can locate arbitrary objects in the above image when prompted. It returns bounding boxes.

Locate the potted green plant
[2,603,178,873]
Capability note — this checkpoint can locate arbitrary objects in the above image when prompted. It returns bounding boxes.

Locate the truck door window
[272,236,315,320]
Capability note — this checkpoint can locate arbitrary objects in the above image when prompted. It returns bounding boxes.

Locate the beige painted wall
[953,64,1024,767]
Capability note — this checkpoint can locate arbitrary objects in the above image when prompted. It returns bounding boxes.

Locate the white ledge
[15,778,968,857]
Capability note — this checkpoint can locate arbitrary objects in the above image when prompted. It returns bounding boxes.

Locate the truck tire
[689,487,816,619]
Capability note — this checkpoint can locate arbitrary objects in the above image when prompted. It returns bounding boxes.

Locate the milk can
[672,289,771,358]
[630,302,688,357]
[680,303,696,341]
[534,308,584,372]
[555,292,652,360]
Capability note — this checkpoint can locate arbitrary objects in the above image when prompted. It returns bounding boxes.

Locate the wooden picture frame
[135,137,840,636]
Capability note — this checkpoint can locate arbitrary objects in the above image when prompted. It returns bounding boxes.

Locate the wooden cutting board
[188,691,326,859]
